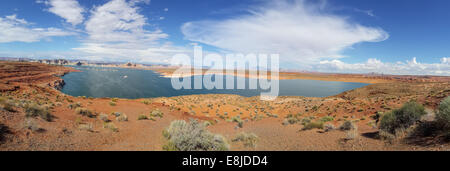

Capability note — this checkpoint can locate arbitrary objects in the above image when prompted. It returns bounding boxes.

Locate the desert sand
[0,61,449,151]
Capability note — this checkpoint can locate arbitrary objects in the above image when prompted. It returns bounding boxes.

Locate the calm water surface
[60,66,369,99]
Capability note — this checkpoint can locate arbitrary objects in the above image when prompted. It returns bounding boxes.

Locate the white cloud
[0,14,73,43]
[39,0,85,26]
[181,0,388,67]
[318,57,450,76]
[74,0,181,63]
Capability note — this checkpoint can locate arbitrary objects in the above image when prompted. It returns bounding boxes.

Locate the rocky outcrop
[49,79,66,90]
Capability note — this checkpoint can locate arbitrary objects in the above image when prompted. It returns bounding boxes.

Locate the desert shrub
[232,132,258,148]
[111,98,119,102]
[162,119,229,151]
[75,107,94,117]
[0,97,15,112]
[339,121,356,131]
[116,114,128,122]
[109,102,116,106]
[324,123,336,132]
[99,113,109,122]
[142,100,151,105]
[138,114,148,120]
[150,109,164,118]
[103,123,118,132]
[320,116,334,123]
[436,96,450,129]
[345,126,359,140]
[68,102,81,109]
[282,114,301,125]
[231,116,244,128]
[303,121,324,130]
[24,119,41,132]
[79,123,93,132]
[380,101,426,134]
[0,123,10,141]
[24,103,52,121]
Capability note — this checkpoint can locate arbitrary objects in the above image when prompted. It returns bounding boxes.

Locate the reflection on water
[60,66,369,99]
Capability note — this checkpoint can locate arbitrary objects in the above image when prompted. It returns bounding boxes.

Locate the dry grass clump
[75,107,94,118]
[24,103,52,121]
[339,120,356,131]
[282,113,302,126]
[78,123,93,132]
[150,109,164,118]
[137,114,148,120]
[24,119,42,132]
[162,119,229,151]
[324,123,336,132]
[0,97,15,112]
[232,132,258,148]
[99,113,109,122]
[68,102,81,109]
[116,114,128,122]
[103,122,118,132]
[302,121,324,130]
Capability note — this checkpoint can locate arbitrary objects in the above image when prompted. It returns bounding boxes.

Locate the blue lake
[60,66,369,99]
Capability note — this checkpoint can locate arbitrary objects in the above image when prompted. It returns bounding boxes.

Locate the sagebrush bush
[25,103,52,121]
[320,116,334,123]
[232,132,258,148]
[162,119,229,151]
[79,123,93,132]
[68,102,81,109]
[75,107,94,117]
[437,96,450,129]
[380,101,426,134]
[103,122,118,132]
[339,121,355,131]
[302,121,324,130]
[324,123,336,132]
[116,114,128,122]
[99,113,109,122]
[0,97,15,112]
[150,109,164,118]
[138,114,148,120]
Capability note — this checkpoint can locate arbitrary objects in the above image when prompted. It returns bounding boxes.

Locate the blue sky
[0,0,449,75]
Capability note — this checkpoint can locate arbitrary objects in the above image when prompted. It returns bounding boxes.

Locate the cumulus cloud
[181,0,389,67]
[0,14,73,43]
[74,0,183,63]
[317,57,450,76]
[38,0,85,26]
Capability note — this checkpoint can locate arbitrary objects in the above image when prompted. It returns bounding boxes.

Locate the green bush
[162,119,229,151]
[320,116,334,123]
[437,96,450,129]
[25,103,52,121]
[380,101,426,134]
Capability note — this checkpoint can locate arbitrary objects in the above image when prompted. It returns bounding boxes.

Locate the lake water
[60,66,369,99]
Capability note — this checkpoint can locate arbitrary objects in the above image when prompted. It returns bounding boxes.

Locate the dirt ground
[0,61,449,151]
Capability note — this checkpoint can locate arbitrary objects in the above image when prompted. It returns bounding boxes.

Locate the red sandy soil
[0,61,449,151]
